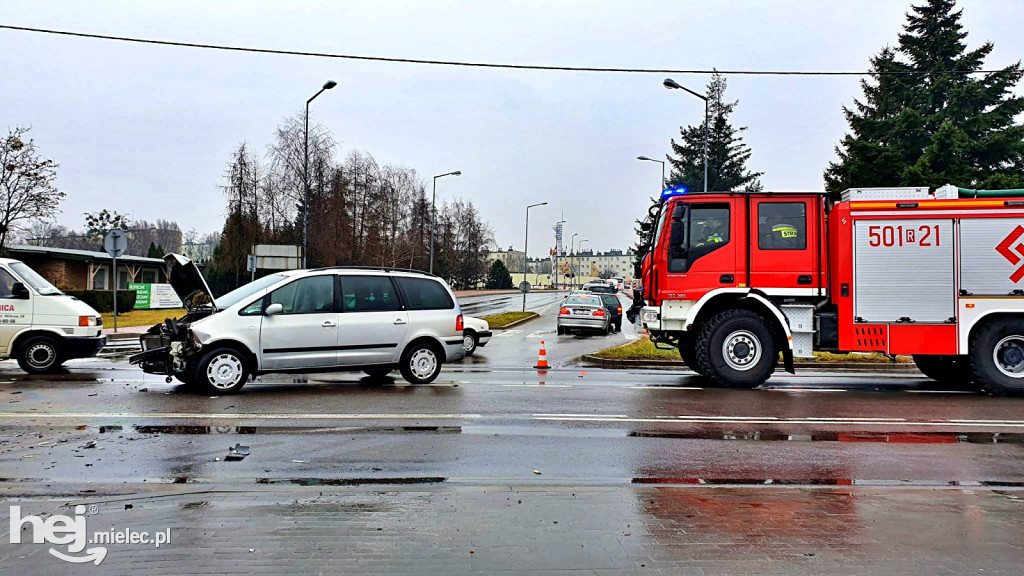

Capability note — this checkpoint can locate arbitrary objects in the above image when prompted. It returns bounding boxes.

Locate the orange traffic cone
[535,340,550,370]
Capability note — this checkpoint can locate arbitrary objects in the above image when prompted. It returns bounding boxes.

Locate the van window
[396,277,454,310]
[0,269,18,298]
[269,275,335,315]
[341,276,402,312]
[9,262,62,295]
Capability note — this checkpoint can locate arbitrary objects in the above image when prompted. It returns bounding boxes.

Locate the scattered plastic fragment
[224,444,250,461]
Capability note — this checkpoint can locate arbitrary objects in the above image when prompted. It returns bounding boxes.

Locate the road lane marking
[503,384,571,388]
[534,413,628,418]
[492,330,521,338]
[676,415,779,420]
[0,412,482,420]
[764,388,848,392]
[533,416,1024,427]
[803,417,907,421]
[631,386,703,390]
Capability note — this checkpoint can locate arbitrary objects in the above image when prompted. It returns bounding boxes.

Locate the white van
[0,258,105,373]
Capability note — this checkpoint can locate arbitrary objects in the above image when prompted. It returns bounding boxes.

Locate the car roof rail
[307,265,440,278]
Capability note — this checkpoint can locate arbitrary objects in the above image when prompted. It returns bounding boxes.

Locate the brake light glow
[559,307,570,316]
[616,306,622,314]
[593,308,606,317]
[456,314,464,331]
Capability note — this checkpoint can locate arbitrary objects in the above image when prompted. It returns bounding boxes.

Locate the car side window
[341,276,402,312]
[0,269,17,298]
[396,277,454,310]
[239,297,265,316]
[269,275,335,315]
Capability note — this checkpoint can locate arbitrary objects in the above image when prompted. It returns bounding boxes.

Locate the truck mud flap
[129,346,170,365]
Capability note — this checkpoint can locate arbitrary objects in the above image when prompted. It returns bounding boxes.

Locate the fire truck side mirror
[640,222,652,232]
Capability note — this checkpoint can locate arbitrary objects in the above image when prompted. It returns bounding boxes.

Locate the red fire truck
[630,185,1024,394]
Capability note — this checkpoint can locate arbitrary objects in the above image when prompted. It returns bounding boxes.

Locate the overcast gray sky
[2,0,1022,257]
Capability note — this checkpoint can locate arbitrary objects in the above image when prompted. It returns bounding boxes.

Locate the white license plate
[573,309,590,315]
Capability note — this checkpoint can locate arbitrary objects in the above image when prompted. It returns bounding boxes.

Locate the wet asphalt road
[5,290,1024,574]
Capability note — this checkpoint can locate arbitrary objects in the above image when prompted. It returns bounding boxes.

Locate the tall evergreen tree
[666,72,763,193]
[825,0,1024,195]
[485,259,514,290]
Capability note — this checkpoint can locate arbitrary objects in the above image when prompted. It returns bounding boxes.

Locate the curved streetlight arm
[429,170,462,274]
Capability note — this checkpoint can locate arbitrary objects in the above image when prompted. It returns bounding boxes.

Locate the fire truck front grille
[854,326,887,349]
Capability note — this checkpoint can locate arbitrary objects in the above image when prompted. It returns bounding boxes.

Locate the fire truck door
[749,198,816,289]
[663,201,737,299]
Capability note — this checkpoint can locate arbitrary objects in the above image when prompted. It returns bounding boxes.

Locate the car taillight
[559,307,570,315]
[456,314,464,331]
[616,306,622,314]
[593,308,606,317]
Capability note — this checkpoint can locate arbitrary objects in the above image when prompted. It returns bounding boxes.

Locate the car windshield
[565,294,599,306]
[215,274,288,308]
[9,262,62,295]
[601,295,619,306]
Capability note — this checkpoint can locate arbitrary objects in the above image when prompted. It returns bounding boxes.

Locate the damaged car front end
[129,254,217,382]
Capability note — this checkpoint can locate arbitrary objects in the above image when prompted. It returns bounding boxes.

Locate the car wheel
[679,343,703,375]
[463,331,478,356]
[970,318,1024,395]
[400,342,442,384]
[603,322,611,336]
[695,309,776,388]
[17,336,64,374]
[194,347,250,395]
[614,322,621,332]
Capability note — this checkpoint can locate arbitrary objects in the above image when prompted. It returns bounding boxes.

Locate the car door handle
[322,321,336,328]
[394,318,407,325]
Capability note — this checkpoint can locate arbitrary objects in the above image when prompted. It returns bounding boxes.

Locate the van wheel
[17,336,64,374]
[695,309,776,388]
[971,318,1024,395]
[400,342,442,384]
[194,347,250,394]
[912,355,974,387]
[463,331,478,356]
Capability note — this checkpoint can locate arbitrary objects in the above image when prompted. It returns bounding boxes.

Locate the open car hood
[164,253,217,313]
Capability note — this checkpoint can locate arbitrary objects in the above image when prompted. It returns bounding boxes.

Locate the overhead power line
[0,24,1007,77]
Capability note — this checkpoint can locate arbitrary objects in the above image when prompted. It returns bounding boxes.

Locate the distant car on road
[462,316,492,355]
[557,292,611,336]
[583,282,616,295]
[599,293,623,332]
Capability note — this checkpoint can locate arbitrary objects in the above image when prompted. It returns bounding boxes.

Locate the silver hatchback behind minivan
[131,256,466,394]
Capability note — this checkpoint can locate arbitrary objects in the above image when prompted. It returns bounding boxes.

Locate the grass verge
[593,338,911,364]
[480,311,537,329]
[102,308,187,328]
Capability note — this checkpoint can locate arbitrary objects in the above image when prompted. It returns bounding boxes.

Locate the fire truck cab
[632,185,1024,395]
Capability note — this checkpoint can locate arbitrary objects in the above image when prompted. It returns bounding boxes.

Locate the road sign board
[519,281,531,293]
[246,254,257,272]
[103,229,127,258]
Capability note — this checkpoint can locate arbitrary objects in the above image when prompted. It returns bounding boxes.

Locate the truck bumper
[64,335,107,359]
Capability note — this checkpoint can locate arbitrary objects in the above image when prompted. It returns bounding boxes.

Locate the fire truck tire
[695,309,777,388]
[970,318,1024,395]
[679,345,703,375]
[911,355,973,386]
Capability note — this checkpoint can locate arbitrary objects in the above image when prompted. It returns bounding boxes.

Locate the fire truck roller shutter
[960,218,1024,295]
[853,219,955,323]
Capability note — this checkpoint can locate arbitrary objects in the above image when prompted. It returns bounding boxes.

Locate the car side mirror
[264,302,284,316]
[11,282,29,299]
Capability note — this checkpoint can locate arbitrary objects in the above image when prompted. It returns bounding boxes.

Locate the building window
[118,270,130,290]
[142,269,158,284]
[93,268,108,290]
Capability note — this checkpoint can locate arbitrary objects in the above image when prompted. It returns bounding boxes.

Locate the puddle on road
[631,477,1024,487]
[627,430,1024,444]
[133,425,462,435]
[256,476,446,486]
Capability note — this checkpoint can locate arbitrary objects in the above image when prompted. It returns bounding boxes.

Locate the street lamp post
[578,239,589,284]
[429,171,461,275]
[663,78,709,193]
[303,80,337,268]
[637,156,666,190]
[569,233,578,290]
[522,202,548,312]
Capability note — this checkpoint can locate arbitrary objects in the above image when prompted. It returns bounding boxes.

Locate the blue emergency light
[661,187,687,201]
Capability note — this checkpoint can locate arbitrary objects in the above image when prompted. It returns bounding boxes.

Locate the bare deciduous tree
[0,127,65,254]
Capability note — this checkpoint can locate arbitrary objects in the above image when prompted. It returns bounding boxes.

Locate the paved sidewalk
[3,485,1023,575]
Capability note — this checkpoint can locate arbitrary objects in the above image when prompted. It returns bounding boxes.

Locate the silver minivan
[131,256,466,394]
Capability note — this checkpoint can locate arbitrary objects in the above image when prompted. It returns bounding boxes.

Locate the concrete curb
[489,312,540,330]
[580,354,920,373]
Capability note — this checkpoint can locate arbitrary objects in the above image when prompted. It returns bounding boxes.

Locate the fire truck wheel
[971,318,1024,395]
[695,309,777,388]
[911,355,973,387]
[679,344,703,375]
